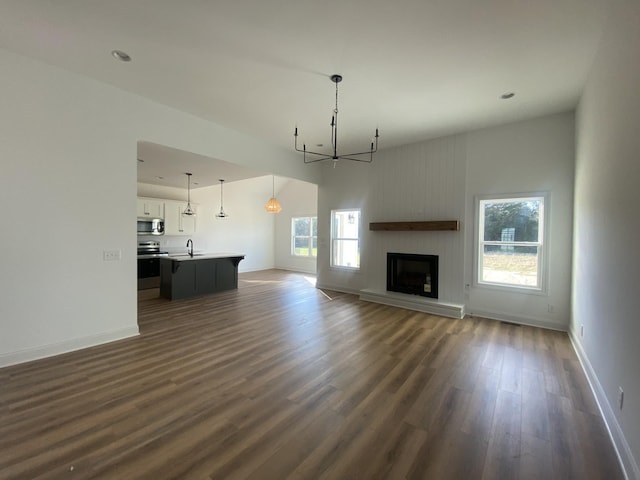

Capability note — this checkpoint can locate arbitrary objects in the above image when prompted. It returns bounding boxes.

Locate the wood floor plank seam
[0,270,624,480]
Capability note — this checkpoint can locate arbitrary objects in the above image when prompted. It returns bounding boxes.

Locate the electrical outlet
[103,250,121,261]
[547,304,554,313]
[618,387,624,410]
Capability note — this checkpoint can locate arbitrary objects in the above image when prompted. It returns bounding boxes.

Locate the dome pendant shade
[183,173,196,216]
[265,175,282,213]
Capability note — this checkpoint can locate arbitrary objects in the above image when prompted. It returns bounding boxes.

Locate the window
[331,209,361,269]
[477,195,545,290]
[291,217,317,257]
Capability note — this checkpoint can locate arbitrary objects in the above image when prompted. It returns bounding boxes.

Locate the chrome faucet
[186,239,193,257]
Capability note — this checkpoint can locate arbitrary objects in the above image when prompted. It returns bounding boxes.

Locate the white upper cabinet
[137,198,165,219]
[164,201,197,235]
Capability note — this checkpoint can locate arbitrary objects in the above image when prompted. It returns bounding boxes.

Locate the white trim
[467,308,566,331]
[474,192,550,293]
[569,331,638,480]
[315,283,362,297]
[359,288,465,319]
[0,326,140,368]
[274,265,317,275]
[290,216,318,258]
[330,208,361,270]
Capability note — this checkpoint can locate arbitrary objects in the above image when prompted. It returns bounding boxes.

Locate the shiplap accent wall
[367,136,466,304]
[316,112,575,324]
[316,134,466,304]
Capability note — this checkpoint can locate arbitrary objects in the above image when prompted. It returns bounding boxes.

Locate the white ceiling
[0,0,610,188]
[137,141,268,189]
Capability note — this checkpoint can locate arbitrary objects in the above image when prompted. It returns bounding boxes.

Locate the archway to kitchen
[136,141,318,321]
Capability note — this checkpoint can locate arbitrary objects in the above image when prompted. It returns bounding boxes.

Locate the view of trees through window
[291,217,317,257]
[479,197,544,288]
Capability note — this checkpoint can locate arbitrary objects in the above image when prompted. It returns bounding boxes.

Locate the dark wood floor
[0,270,623,479]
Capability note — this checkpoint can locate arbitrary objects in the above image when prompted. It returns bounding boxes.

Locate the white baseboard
[359,288,465,319]
[240,266,317,275]
[0,326,140,368]
[569,330,638,480]
[274,266,317,275]
[315,283,362,296]
[467,308,567,331]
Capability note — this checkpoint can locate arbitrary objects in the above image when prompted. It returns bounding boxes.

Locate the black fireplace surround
[387,252,439,299]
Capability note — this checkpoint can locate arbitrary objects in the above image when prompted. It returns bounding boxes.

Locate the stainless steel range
[137,241,168,290]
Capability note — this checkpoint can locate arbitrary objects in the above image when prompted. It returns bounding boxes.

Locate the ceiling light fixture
[111,50,131,62]
[215,179,229,219]
[294,74,379,166]
[264,175,282,214]
[182,173,196,216]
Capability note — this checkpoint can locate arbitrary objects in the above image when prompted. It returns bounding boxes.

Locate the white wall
[465,113,575,330]
[316,135,467,301]
[0,48,319,367]
[139,176,319,273]
[573,0,640,477]
[316,112,574,331]
[190,177,276,272]
[139,177,280,272]
[316,160,375,294]
[274,178,318,274]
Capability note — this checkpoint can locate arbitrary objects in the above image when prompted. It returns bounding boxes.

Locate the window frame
[291,216,317,258]
[330,208,361,271]
[474,192,549,294]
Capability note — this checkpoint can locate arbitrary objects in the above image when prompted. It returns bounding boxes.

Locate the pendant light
[215,179,229,219]
[264,175,282,213]
[182,173,196,216]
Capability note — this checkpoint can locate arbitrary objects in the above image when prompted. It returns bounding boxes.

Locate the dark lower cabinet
[215,258,238,291]
[159,256,244,300]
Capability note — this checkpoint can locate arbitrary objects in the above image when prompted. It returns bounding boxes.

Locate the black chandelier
[294,74,379,165]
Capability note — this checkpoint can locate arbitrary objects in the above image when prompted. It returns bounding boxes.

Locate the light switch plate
[103,250,121,261]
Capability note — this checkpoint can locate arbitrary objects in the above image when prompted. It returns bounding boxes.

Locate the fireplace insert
[387,252,438,298]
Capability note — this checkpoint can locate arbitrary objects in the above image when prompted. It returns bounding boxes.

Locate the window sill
[329,265,361,273]
[474,281,547,296]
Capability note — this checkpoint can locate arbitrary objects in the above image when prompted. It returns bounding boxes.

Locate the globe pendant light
[265,175,282,213]
[215,179,229,219]
[182,173,196,216]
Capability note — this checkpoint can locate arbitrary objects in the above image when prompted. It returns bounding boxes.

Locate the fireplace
[387,252,439,298]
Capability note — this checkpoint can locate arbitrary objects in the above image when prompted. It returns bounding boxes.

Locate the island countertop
[166,252,245,261]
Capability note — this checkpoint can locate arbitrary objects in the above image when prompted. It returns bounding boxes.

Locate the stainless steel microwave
[137,217,165,236]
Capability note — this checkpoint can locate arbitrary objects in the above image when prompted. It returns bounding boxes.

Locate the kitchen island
[159,253,245,300]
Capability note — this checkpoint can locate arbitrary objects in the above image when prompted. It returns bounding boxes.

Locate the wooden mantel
[369,220,460,232]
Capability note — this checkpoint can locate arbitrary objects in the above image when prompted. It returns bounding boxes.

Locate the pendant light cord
[187,174,192,205]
